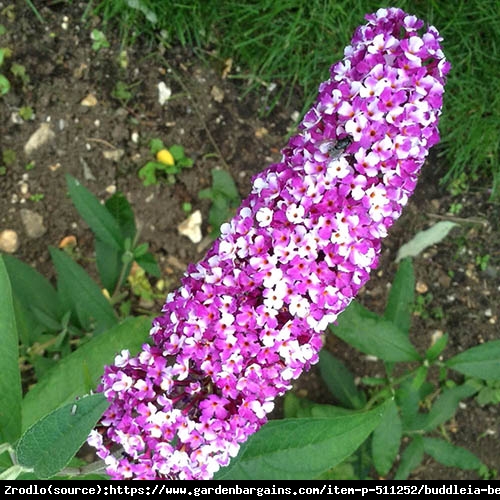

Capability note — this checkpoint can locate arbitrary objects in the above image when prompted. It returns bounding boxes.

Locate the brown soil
[1,1,498,480]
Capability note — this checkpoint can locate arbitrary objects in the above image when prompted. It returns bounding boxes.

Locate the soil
[1,1,498,480]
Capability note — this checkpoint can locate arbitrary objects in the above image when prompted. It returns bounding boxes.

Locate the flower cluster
[88,8,449,480]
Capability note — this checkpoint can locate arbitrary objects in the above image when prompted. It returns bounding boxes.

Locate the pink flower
[89,7,449,480]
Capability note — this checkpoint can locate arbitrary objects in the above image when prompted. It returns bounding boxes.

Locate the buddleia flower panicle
[88,7,450,480]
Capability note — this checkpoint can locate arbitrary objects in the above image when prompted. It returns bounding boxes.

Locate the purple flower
[88,7,449,480]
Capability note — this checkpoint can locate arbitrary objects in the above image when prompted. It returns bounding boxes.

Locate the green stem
[364,363,429,410]
[110,225,143,302]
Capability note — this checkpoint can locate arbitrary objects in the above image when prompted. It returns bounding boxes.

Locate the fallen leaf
[177,210,202,243]
[222,58,232,79]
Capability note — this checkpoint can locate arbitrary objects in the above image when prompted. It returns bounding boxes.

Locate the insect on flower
[320,136,352,160]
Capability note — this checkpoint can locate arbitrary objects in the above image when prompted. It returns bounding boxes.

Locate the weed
[0,46,12,95]
[111,80,135,104]
[18,106,34,120]
[91,29,110,51]
[2,149,16,166]
[198,168,240,238]
[11,63,29,86]
[475,254,490,271]
[138,139,194,186]
[29,193,45,202]
[448,202,463,215]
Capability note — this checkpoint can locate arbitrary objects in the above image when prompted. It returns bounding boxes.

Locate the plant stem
[364,365,425,410]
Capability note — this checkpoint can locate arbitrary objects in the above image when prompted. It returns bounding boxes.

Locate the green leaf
[149,138,164,154]
[0,257,22,443]
[423,437,483,470]
[409,383,478,432]
[411,365,429,390]
[169,144,185,161]
[138,162,160,186]
[22,316,151,430]
[283,393,353,419]
[105,192,136,241]
[319,350,366,409]
[2,253,61,326]
[372,399,402,476]
[476,385,500,406]
[283,392,316,418]
[177,157,194,168]
[0,74,10,95]
[394,436,424,479]
[17,393,108,479]
[66,174,123,251]
[215,402,388,480]
[50,247,117,333]
[212,169,240,201]
[133,242,149,258]
[95,238,122,292]
[330,301,420,362]
[396,221,457,262]
[135,252,161,277]
[446,340,500,380]
[426,333,449,361]
[384,258,414,334]
[198,187,212,199]
[396,378,432,431]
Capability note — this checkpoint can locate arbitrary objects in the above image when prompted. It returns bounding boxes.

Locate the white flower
[256,206,273,227]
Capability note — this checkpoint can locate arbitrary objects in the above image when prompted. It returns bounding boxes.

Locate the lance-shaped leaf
[66,174,123,250]
[319,350,366,409]
[0,256,22,443]
[396,221,457,262]
[22,316,151,430]
[50,247,117,333]
[423,437,483,471]
[215,401,388,480]
[372,398,402,476]
[394,436,424,479]
[2,253,61,329]
[17,393,109,479]
[446,340,500,380]
[331,301,420,362]
[384,258,414,334]
[407,383,478,432]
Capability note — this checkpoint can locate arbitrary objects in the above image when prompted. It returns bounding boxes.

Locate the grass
[68,0,500,196]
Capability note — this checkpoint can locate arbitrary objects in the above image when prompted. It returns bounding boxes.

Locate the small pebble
[0,229,20,253]
[416,281,429,294]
